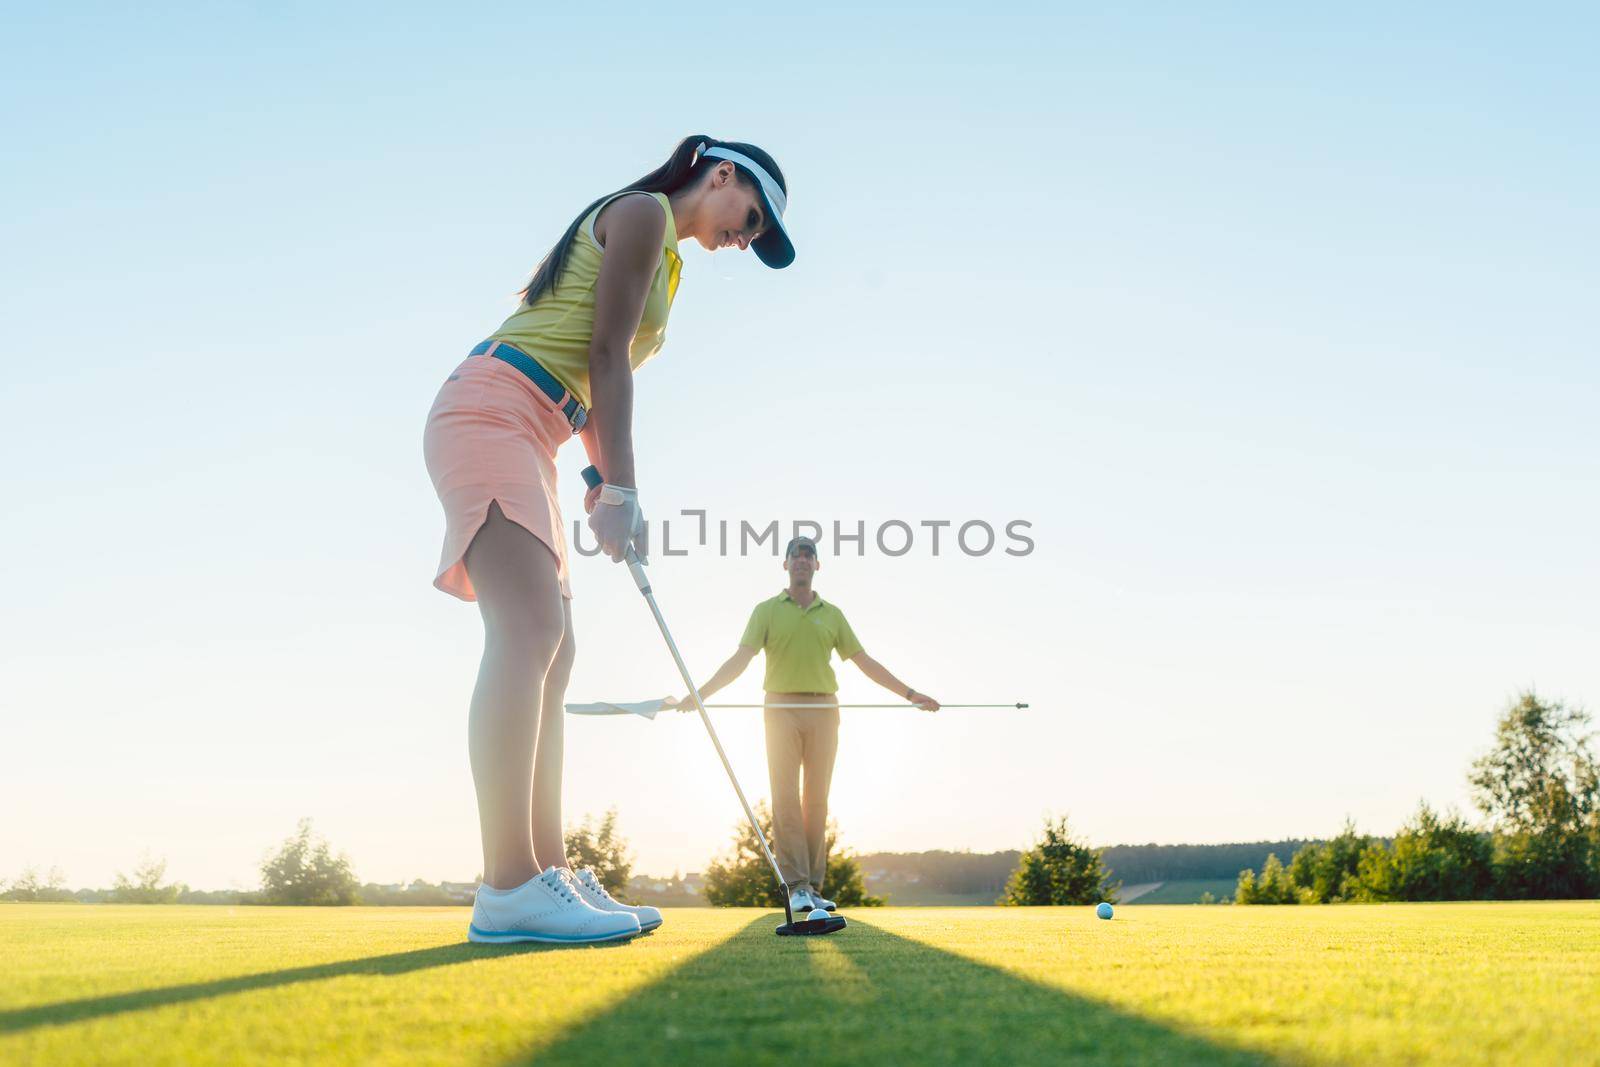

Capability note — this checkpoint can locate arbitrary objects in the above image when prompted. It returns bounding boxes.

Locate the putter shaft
[623,547,792,902]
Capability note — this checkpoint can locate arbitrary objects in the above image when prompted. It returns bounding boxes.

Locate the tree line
[1235,691,1599,904]
[3,810,642,907]
[840,842,1315,900]
[1100,841,1316,884]
[3,819,363,906]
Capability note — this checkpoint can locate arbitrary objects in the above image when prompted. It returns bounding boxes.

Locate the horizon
[0,822,1411,895]
[18,833,1332,894]
[3,5,1597,892]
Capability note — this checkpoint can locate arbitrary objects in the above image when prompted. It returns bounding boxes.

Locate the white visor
[700,144,794,269]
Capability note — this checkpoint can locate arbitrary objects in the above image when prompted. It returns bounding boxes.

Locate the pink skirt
[423,353,574,600]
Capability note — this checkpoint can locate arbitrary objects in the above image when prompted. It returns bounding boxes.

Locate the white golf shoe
[788,886,816,913]
[468,866,641,945]
[571,867,663,932]
[810,888,838,912]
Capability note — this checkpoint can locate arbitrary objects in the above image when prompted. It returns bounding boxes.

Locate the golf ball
[807,907,831,921]
[1096,902,1114,920]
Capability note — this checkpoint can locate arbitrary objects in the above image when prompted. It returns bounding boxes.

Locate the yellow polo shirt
[739,590,864,693]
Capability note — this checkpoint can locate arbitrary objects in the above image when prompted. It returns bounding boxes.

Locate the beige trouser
[764,694,841,890]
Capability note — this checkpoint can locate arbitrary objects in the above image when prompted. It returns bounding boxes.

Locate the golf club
[566,700,1027,718]
[699,703,1028,709]
[582,465,845,937]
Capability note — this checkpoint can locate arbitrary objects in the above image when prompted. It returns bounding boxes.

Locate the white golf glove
[588,483,647,563]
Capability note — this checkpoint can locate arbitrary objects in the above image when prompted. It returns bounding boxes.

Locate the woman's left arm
[584,193,667,560]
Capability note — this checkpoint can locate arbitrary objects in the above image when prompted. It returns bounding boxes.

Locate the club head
[776,914,847,936]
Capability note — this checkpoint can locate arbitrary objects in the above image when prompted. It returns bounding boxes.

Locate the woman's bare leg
[463,502,566,890]
[531,598,575,869]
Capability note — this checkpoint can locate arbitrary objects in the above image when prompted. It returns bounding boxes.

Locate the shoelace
[542,868,580,904]
[580,872,619,904]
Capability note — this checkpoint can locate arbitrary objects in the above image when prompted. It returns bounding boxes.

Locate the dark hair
[519,135,787,306]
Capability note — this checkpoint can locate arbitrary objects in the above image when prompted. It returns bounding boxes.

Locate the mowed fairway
[3,902,1598,1066]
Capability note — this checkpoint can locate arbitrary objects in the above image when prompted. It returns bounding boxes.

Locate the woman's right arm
[665,646,760,709]
[585,194,667,560]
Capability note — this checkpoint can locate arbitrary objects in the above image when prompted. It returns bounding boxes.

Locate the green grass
[3,901,1599,1065]
[1125,879,1240,904]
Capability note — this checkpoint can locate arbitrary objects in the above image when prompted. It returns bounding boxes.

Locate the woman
[423,135,793,944]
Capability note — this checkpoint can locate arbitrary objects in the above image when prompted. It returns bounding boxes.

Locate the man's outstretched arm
[665,645,760,709]
[848,651,940,711]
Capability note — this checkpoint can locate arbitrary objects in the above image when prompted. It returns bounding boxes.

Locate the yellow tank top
[489,191,682,410]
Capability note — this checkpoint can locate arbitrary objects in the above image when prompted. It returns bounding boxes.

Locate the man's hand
[908,692,941,713]
[662,694,696,713]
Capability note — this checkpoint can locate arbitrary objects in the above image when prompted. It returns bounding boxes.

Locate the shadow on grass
[0,938,616,1035]
[514,913,1282,1067]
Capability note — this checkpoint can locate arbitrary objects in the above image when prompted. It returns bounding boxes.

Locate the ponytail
[519,134,710,306]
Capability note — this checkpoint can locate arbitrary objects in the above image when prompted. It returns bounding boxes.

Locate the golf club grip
[581,465,648,576]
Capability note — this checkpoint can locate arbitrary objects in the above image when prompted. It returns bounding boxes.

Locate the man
[667,535,938,914]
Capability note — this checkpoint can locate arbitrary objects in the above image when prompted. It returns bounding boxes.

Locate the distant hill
[857,850,1020,904]
[1099,841,1316,885]
[1123,879,1239,905]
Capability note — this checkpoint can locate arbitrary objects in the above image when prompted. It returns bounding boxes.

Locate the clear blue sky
[3,4,1597,889]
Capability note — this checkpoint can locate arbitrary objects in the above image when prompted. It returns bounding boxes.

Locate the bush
[1493,820,1600,900]
[1,867,75,903]
[1285,845,1320,898]
[1002,816,1117,906]
[1468,691,1600,899]
[702,803,882,907]
[1349,803,1493,902]
[564,809,633,899]
[260,819,360,905]
[1235,853,1315,904]
[1286,821,1371,903]
[111,855,183,904]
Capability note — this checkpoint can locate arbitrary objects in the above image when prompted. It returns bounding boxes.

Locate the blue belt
[469,340,588,434]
